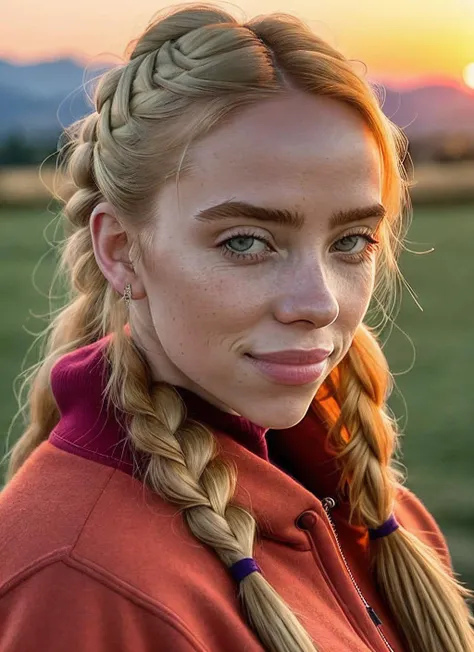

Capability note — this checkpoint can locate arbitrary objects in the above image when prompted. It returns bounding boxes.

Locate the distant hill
[0,59,110,139]
[0,59,87,99]
[380,84,474,137]
[1,57,474,141]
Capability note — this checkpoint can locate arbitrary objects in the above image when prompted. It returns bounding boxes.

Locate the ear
[90,202,146,300]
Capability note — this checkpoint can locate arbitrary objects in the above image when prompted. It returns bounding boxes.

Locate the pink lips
[246,348,332,386]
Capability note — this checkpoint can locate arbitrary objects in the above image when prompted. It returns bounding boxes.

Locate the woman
[0,4,472,652]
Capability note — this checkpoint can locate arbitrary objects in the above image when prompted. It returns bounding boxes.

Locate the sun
[462,62,474,89]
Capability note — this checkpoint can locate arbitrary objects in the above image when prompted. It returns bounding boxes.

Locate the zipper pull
[367,606,383,627]
[322,496,337,511]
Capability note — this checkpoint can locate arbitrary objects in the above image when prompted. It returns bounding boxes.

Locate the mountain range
[1,58,474,141]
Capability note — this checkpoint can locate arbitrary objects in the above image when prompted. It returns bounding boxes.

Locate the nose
[273,258,339,328]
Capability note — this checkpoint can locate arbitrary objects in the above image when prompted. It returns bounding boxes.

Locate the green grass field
[1,203,473,589]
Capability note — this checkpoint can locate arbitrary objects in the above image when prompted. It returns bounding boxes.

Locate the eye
[225,235,267,254]
[219,232,274,262]
[332,233,378,255]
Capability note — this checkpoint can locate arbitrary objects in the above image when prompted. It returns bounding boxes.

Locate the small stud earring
[123,283,132,307]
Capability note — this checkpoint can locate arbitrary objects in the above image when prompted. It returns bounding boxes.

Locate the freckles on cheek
[148,250,266,340]
[192,267,263,317]
[338,264,375,328]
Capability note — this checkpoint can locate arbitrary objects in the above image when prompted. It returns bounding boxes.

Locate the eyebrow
[194,200,387,230]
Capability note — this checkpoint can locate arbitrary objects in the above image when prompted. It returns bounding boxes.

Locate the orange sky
[2,0,474,84]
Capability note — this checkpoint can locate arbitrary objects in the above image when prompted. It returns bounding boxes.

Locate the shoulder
[0,438,227,609]
[0,559,208,652]
[0,440,182,587]
[0,441,116,587]
[0,441,210,651]
[394,484,452,569]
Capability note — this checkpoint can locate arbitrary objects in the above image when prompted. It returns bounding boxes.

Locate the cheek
[335,261,375,341]
[143,255,266,351]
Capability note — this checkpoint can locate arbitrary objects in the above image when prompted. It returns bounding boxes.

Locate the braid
[330,325,398,524]
[6,114,109,479]
[330,325,474,652]
[87,11,282,213]
[107,329,318,652]
[130,7,234,59]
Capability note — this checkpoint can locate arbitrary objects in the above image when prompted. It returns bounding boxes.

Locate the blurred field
[0,166,73,206]
[2,161,474,204]
[0,201,473,591]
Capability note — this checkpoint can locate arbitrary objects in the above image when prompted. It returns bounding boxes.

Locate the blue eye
[333,233,379,255]
[226,236,262,253]
[220,232,272,261]
[334,235,365,253]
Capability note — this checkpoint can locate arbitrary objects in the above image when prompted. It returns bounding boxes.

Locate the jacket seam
[0,550,208,651]
[0,549,73,596]
[0,468,116,595]
[69,466,118,551]
[1,466,204,650]
[62,554,210,651]
[50,434,134,470]
[0,548,209,650]
[62,467,209,651]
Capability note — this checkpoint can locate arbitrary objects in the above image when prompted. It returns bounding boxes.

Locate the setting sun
[462,62,474,89]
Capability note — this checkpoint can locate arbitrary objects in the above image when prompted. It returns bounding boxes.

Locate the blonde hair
[6,4,473,651]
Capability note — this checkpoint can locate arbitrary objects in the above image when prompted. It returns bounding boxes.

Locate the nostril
[295,511,317,530]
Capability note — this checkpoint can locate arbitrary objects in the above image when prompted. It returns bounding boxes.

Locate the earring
[123,283,132,307]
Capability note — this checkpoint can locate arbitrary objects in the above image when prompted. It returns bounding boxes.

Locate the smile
[245,349,332,386]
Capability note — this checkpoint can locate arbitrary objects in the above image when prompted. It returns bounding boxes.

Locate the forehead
[163,93,382,219]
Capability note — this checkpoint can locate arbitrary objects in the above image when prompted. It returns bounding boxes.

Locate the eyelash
[218,229,380,263]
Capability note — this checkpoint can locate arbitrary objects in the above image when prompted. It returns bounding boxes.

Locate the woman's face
[133,93,384,428]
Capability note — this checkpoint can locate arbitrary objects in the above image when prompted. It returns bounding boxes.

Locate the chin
[245,394,316,431]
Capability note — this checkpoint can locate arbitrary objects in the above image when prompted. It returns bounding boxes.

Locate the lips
[248,349,332,365]
[245,349,333,386]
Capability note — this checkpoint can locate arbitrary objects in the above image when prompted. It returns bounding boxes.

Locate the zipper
[321,497,395,652]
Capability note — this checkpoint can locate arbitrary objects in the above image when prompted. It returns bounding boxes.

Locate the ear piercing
[123,283,132,307]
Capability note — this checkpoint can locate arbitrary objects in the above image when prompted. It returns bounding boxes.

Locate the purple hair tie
[230,558,261,582]
[369,514,400,540]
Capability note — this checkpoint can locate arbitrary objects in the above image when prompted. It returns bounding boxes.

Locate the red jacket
[0,339,451,651]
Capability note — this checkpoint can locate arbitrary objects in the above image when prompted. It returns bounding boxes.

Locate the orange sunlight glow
[463,63,474,89]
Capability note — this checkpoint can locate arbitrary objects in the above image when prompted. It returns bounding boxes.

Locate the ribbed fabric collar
[177,387,269,461]
[48,336,350,505]
[48,337,271,476]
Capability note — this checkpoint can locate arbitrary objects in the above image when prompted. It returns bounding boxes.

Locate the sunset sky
[2,0,474,85]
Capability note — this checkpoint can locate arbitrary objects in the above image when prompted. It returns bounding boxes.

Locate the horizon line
[0,52,468,93]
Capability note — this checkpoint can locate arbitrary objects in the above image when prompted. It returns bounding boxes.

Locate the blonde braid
[88,8,281,217]
[106,327,318,652]
[330,325,474,652]
[6,113,111,479]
